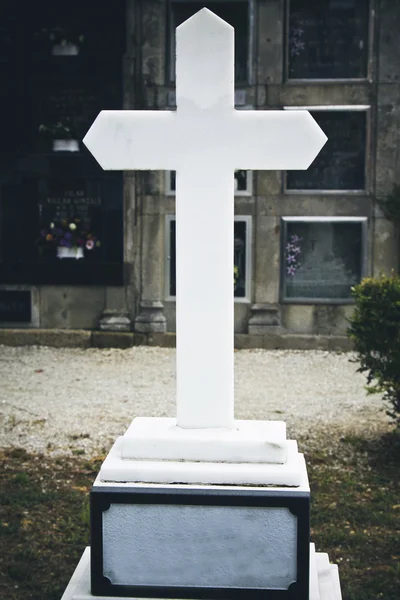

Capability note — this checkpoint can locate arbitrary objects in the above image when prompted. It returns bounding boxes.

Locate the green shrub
[348,274,400,425]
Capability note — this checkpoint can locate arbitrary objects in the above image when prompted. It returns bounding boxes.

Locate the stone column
[248,0,284,336]
[373,1,400,276]
[132,1,167,333]
[248,211,282,335]
[98,1,137,332]
[134,174,167,334]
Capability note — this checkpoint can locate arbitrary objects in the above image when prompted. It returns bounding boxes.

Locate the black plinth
[91,481,310,600]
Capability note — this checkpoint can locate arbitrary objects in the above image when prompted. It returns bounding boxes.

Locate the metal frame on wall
[280,216,368,304]
[283,0,375,83]
[282,105,371,195]
[164,214,253,303]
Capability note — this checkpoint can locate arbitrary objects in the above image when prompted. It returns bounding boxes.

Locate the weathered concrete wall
[10,0,396,340]
[40,287,105,329]
[132,0,399,338]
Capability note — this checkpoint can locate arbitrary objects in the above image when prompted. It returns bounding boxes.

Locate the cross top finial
[176,8,234,111]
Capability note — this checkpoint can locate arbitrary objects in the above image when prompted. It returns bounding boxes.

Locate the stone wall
[1,0,398,342]
[132,0,399,338]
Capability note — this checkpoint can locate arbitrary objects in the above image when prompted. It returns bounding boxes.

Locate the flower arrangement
[289,22,305,57]
[286,234,302,276]
[39,217,100,251]
[38,118,77,140]
[36,27,85,48]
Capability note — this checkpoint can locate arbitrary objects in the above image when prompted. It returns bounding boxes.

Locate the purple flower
[291,234,300,243]
[287,265,296,276]
[64,232,72,240]
[59,238,66,246]
[286,243,293,252]
[292,245,301,255]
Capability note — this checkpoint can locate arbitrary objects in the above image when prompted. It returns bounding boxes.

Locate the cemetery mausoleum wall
[0,0,399,346]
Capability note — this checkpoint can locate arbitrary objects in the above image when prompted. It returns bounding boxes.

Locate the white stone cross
[84,9,326,432]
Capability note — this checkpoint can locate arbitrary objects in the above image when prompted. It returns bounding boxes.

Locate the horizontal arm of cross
[232,110,327,170]
[83,110,178,170]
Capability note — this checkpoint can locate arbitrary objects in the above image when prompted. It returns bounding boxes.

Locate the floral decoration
[289,22,305,57]
[39,217,100,251]
[36,27,85,48]
[38,118,77,140]
[286,234,302,276]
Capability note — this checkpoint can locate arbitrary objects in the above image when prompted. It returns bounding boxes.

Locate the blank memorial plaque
[102,503,297,589]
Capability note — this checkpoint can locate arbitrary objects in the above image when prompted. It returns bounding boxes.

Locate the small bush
[348,274,400,425]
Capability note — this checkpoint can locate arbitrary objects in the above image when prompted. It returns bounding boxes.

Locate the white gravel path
[0,345,390,457]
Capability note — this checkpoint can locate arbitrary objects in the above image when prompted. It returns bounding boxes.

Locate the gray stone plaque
[102,503,297,589]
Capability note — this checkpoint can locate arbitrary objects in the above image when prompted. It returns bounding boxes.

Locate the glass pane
[0,291,31,323]
[171,2,249,82]
[234,220,247,298]
[169,219,176,297]
[286,111,366,191]
[283,221,363,299]
[289,0,369,79]
[235,170,248,192]
[169,219,247,298]
[170,171,176,193]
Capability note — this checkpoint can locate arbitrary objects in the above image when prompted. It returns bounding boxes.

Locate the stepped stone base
[99,417,303,486]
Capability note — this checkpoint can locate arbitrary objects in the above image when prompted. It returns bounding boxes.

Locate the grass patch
[0,431,399,600]
[306,430,400,600]
[0,448,102,600]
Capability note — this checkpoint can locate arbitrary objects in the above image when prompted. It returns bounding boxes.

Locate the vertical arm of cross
[175,165,235,429]
[176,9,234,112]
[174,10,236,429]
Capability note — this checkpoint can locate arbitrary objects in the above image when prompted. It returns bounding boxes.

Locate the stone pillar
[248,212,282,335]
[373,0,400,275]
[98,288,132,332]
[99,1,136,332]
[134,178,167,333]
[132,1,167,333]
[248,1,284,336]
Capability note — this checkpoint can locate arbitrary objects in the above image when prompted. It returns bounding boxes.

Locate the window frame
[283,105,371,194]
[284,0,374,83]
[165,214,252,303]
[167,0,254,85]
[280,216,368,304]
[165,170,253,196]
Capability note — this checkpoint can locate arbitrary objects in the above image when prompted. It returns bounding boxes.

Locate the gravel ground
[0,345,391,457]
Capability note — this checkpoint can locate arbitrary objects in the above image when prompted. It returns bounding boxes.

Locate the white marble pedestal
[61,545,342,600]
